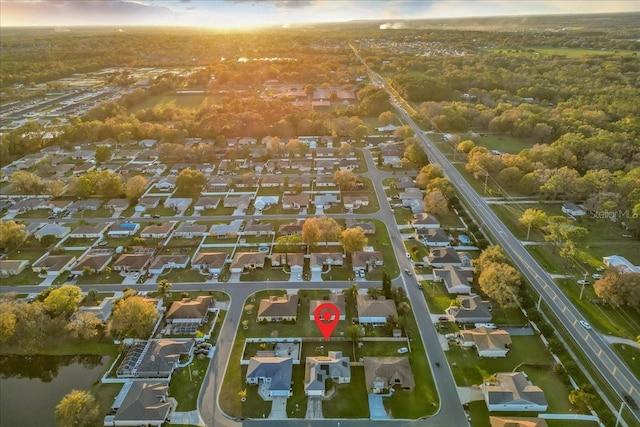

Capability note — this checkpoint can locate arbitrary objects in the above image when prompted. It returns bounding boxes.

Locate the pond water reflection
[0,354,108,427]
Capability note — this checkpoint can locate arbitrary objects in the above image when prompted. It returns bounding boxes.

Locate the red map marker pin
[314,302,340,341]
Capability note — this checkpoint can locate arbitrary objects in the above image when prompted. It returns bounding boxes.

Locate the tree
[378,111,396,126]
[478,263,522,306]
[66,311,101,340]
[457,139,475,153]
[0,298,17,344]
[354,125,369,143]
[55,390,101,427]
[43,285,83,318]
[274,234,303,252]
[474,246,509,272]
[124,175,149,200]
[345,324,364,342]
[176,168,207,191]
[333,170,359,191]
[426,177,455,200]
[10,170,45,194]
[423,190,449,216]
[285,138,304,157]
[156,279,172,302]
[568,389,597,413]
[415,164,443,189]
[110,295,159,339]
[301,218,322,246]
[0,220,27,251]
[340,227,368,253]
[594,268,640,309]
[403,137,429,166]
[382,271,392,299]
[94,146,111,163]
[519,208,548,240]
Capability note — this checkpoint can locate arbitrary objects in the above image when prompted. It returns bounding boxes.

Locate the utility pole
[614,401,625,427]
[579,272,588,300]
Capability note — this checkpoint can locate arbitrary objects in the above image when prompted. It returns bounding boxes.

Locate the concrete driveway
[368,393,388,419]
[268,396,288,419]
[305,396,323,419]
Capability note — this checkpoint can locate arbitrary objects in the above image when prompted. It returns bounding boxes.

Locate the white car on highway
[579,320,592,330]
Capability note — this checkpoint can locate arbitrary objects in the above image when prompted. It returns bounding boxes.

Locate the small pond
[0,354,108,427]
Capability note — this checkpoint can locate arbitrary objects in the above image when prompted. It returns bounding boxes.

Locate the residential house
[106,381,171,426]
[271,253,304,274]
[140,223,174,239]
[290,160,313,173]
[315,175,336,188]
[208,176,232,191]
[230,252,266,273]
[420,228,450,247]
[32,254,76,276]
[164,198,191,211]
[165,296,213,324]
[191,252,227,275]
[148,254,189,275]
[314,159,335,173]
[400,188,424,213]
[246,357,293,397]
[253,196,279,212]
[304,351,351,396]
[71,252,113,275]
[433,265,474,294]
[380,143,405,167]
[106,199,130,212]
[257,294,299,322]
[412,213,440,229]
[0,259,29,277]
[278,219,305,236]
[363,357,415,393]
[194,196,221,212]
[69,224,110,239]
[34,223,71,239]
[68,199,102,213]
[72,162,96,176]
[342,192,369,210]
[482,372,548,412]
[345,218,376,235]
[223,195,252,210]
[144,162,167,175]
[154,176,176,191]
[352,250,384,272]
[135,197,161,213]
[77,296,116,323]
[310,252,343,273]
[315,147,335,157]
[139,139,158,148]
[288,176,312,189]
[8,198,43,214]
[108,222,140,237]
[112,253,153,273]
[117,339,194,379]
[356,294,397,326]
[309,293,346,321]
[489,417,549,427]
[282,193,310,210]
[47,199,73,214]
[233,174,259,188]
[243,220,275,237]
[561,202,585,217]
[460,327,512,358]
[446,295,492,323]
[261,176,285,188]
[338,158,359,171]
[603,255,640,273]
[395,175,415,189]
[209,221,242,239]
[427,247,471,268]
[173,223,207,238]
[313,194,340,210]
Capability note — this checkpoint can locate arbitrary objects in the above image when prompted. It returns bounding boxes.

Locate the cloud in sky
[0,0,638,28]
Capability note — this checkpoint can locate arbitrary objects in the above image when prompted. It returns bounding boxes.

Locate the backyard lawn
[322,366,370,418]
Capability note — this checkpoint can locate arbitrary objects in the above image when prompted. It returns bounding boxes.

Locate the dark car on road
[624,394,638,410]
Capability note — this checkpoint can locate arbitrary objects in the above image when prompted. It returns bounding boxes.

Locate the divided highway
[366,67,640,423]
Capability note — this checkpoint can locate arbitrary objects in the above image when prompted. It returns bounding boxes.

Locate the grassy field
[127,92,224,113]
[475,134,532,154]
[168,355,211,411]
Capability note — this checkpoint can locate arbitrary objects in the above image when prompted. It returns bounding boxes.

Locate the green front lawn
[161,268,208,283]
[393,206,414,225]
[169,356,211,411]
[15,209,50,219]
[239,265,290,282]
[76,272,124,285]
[0,268,43,286]
[322,366,369,418]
